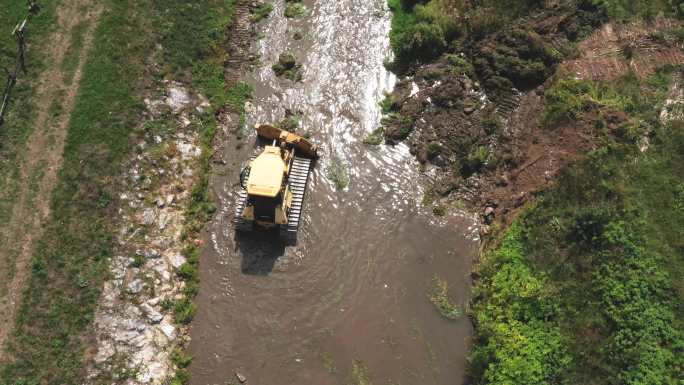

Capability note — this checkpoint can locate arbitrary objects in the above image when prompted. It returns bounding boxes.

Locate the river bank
[383,1,684,384]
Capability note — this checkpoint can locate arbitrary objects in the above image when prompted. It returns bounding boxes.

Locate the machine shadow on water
[235,228,286,275]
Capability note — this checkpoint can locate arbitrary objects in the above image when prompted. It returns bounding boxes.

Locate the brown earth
[0,0,102,358]
[384,17,684,230]
[563,16,684,81]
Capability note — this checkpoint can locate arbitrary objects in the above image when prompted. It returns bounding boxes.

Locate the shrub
[427,141,441,157]
[379,93,395,114]
[542,78,631,127]
[272,52,301,81]
[482,114,503,135]
[428,275,462,319]
[250,2,273,22]
[414,0,462,41]
[462,145,489,175]
[395,22,447,65]
[327,155,349,190]
[173,298,197,324]
[446,54,474,77]
[362,128,384,145]
[470,224,572,385]
[284,0,308,18]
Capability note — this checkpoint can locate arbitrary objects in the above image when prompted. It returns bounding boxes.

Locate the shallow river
[189,1,478,384]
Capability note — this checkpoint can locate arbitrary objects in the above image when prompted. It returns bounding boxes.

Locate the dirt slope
[0,0,102,357]
[384,16,684,228]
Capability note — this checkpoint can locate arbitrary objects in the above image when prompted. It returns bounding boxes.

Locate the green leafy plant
[327,156,349,190]
[428,276,462,319]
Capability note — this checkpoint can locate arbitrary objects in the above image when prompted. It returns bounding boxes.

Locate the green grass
[0,1,58,265]
[0,0,150,382]
[470,69,684,385]
[152,0,235,75]
[542,78,629,126]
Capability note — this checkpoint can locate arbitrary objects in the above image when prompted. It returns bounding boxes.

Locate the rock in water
[235,372,247,383]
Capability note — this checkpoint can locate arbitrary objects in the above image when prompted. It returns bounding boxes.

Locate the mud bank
[381,4,684,228]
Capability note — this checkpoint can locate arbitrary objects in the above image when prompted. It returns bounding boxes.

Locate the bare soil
[385,17,684,230]
[0,0,102,358]
[563,17,684,81]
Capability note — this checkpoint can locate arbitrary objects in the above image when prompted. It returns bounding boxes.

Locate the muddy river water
[189,0,479,384]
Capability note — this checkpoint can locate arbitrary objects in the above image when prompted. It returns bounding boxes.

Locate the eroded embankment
[380,2,684,229]
[86,82,209,383]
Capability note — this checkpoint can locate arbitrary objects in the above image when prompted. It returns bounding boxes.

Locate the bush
[272,52,301,81]
[362,128,384,145]
[592,0,674,21]
[427,141,441,157]
[173,298,197,324]
[414,0,462,41]
[395,22,447,65]
[462,145,489,175]
[250,2,273,22]
[284,0,308,18]
[446,54,474,77]
[470,224,572,385]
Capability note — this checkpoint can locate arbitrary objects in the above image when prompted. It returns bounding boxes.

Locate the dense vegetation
[470,70,684,384]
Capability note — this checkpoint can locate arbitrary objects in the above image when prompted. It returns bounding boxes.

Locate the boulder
[127,279,144,294]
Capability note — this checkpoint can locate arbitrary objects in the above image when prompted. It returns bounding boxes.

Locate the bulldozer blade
[256,124,319,159]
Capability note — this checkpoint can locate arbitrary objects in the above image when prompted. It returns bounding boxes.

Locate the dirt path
[0,0,102,358]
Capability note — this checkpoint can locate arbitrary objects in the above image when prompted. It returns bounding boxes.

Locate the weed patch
[327,155,349,190]
[428,275,462,320]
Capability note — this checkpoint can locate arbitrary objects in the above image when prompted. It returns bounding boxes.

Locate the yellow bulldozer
[233,124,319,242]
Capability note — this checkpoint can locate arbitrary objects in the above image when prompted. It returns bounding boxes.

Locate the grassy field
[469,70,684,385]
[0,1,59,290]
[0,0,242,383]
[0,0,151,382]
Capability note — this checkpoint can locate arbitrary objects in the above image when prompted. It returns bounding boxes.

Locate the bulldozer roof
[247,146,285,198]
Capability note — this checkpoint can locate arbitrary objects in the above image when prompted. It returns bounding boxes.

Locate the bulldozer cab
[245,146,285,198]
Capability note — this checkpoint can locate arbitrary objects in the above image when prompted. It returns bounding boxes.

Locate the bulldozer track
[495,88,522,119]
[224,3,252,86]
[280,156,312,242]
[233,156,255,231]
[562,18,684,81]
